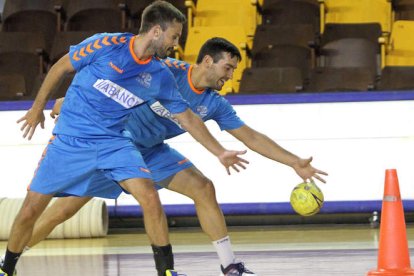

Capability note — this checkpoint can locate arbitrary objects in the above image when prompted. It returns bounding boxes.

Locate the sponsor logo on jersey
[93,79,144,108]
[136,72,152,88]
[196,105,208,118]
[109,61,124,74]
[149,101,181,128]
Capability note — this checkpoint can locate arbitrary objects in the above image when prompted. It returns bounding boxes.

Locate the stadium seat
[1,0,62,50]
[319,38,380,74]
[239,67,303,94]
[252,24,316,55]
[0,32,48,96]
[319,0,392,34]
[261,0,319,33]
[250,24,317,86]
[306,67,375,92]
[252,46,312,78]
[0,74,27,101]
[377,66,414,91]
[184,26,251,94]
[50,31,96,65]
[123,0,154,29]
[381,20,414,66]
[320,23,382,45]
[186,0,260,41]
[63,0,125,32]
[393,0,414,20]
[313,23,382,77]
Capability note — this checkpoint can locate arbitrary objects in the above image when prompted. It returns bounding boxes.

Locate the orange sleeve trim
[72,51,80,61]
[79,47,87,57]
[73,35,127,62]
[129,36,152,65]
[111,36,119,44]
[86,43,94,53]
[93,39,102,49]
[187,65,205,94]
[164,59,173,67]
[102,36,111,46]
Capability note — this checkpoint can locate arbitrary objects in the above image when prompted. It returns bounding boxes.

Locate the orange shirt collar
[187,65,205,94]
[129,36,152,65]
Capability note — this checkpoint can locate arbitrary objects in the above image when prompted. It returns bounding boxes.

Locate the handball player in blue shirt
[4,37,327,276]
[0,2,248,276]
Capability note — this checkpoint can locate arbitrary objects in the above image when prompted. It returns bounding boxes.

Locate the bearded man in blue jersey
[0,2,249,276]
[2,37,327,276]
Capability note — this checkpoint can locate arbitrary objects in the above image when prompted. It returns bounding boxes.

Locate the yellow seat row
[319,0,392,34]
[381,20,414,67]
[182,0,262,94]
[319,1,414,67]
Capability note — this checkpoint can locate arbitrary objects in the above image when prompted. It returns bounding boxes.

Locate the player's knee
[138,188,162,209]
[15,204,42,225]
[192,178,217,202]
[53,207,78,222]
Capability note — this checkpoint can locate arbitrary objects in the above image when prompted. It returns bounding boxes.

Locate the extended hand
[16,108,45,140]
[292,157,328,183]
[218,150,249,175]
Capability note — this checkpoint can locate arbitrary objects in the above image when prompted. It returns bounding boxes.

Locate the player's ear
[203,55,213,67]
[152,25,162,39]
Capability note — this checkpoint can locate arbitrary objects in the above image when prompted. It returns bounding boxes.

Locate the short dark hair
[196,37,242,64]
[139,1,186,34]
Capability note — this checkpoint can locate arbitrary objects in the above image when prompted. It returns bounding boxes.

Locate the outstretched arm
[17,54,74,140]
[174,109,249,175]
[227,125,327,183]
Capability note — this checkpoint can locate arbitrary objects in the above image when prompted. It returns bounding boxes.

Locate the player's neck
[190,64,208,90]
[132,35,153,60]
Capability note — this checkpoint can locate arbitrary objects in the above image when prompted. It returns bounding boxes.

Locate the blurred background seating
[1,0,414,99]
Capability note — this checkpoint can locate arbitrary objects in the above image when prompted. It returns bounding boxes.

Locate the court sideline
[2,224,413,275]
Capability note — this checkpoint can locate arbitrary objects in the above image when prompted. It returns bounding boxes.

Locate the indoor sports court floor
[2,224,414,275]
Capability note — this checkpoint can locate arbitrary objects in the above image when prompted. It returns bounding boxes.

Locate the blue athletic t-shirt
[53,33,189,140]
[125,58,245,149]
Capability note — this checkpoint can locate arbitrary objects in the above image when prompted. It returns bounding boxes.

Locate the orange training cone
[367,169,414,275]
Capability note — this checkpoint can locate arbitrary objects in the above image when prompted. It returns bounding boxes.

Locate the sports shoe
[0,268,16,276]
[220,262,257,276]
[0,256,16,276]
[165,269,186,276]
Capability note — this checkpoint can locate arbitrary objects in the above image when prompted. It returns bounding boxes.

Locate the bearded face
[153,21,182,59]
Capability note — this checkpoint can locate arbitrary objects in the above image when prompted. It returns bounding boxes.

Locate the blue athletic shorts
[66,142,193,196]
[28,135,151,198]
[140,143,194,189]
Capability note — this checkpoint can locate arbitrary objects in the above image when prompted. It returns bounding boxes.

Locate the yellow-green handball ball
[290,182,324,216]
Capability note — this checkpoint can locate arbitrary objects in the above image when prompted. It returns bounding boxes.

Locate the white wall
[1,100,414,206]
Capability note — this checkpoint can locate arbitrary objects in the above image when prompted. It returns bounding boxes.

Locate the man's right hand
[16,108,45,140]
[218,150,249,175]
[15,55,73,140]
